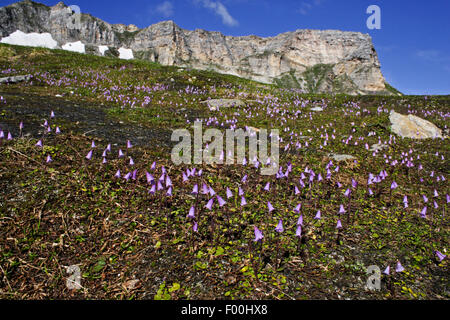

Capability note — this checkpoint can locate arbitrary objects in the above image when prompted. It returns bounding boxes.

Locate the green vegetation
[0,43,448,300]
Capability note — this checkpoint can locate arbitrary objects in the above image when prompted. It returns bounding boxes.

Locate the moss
[384,82,403,96]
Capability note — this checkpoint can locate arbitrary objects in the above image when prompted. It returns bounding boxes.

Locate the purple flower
[166,187,173,197]
[294,203,301,213]
[50,111,55,119]
[165,175,172,187]
[124,172,131,181]
[314,210,321,220]
[368,188,373,196]
[148,184,156,195]
[295,225,302,238]
[91,141,96,148]
[275,220,284,233]
[132,169,138,180]
[264,182,270,191]
[267,201,275,213]
[7,132,12,140]
[254,226,264,242]
[226,188,233,199]
[157,181,164,191]
[114,170,121,178]
[201,183,209,195]
[344,188,351,197]
[129,157,135,166]
[46,155,52,163]
[19,122,24,130]
[192,184,198,195]
[433,189,439,198]
[209,187,216,197]
[102,157,107,164]
[127,140,133,149]
[420,206,427,218]
[238,187,244,196]
[339,204,346,214]
[35,140,43,147]
[352,179,358,188]
[240,196,247,206]
[86,150,93,160]
[390,181,398,190]
[193,221,198,232]
[205,198,214,210]
[118,149,125,158]
[395,261,405,273]
[383,266,390,275]
[187,206,195,219]
[217,195,226,207]
[146,171,154,184]
[297,215,303,226]
[435,251,446,262]
[336,220,343,229]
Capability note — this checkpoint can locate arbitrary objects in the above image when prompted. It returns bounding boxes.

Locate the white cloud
[197,0,239,27]
[156,1,174,18]
[298,0,323,15]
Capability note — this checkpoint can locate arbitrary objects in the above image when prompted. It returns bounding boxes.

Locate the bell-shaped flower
[314,210,321,220]
[205,198,214,210]
[295,225,302,238]
[435,251,446,262]
[275,220,284,233]
[395,261,405,273]
[187,206,195,219]
[254,226,264,242]
[226,188,233,199]
[267,201,275,213]
[217,195,226,207]
[383,266,390,275]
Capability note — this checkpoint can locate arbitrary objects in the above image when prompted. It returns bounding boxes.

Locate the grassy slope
[0,44,449,300]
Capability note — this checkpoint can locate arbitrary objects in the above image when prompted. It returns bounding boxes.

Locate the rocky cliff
[0,0,393,95]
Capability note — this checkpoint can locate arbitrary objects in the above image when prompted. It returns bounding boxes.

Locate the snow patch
[62,41,85,53]
[98,45,109,56]
[0,30,58,49]
[118,48,134,60]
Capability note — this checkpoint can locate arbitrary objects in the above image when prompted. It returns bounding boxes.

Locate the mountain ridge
[0,0,395,95]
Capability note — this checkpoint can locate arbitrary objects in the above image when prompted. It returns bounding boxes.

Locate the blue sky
[1,0,449,95]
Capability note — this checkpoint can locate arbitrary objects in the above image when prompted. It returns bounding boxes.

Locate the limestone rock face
[0,0,391,95]
[389,110,443,139]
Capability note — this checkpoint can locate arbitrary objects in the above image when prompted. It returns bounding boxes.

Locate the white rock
[389,110,443,139]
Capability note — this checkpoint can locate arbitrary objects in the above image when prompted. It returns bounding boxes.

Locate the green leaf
[169,283,180,292]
